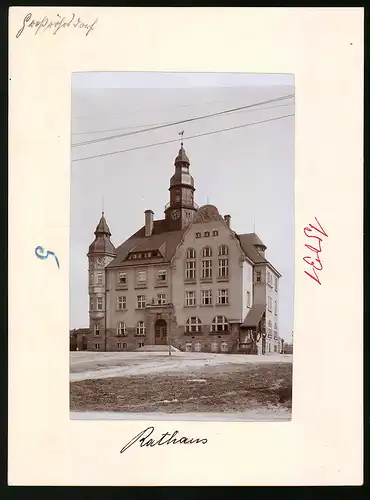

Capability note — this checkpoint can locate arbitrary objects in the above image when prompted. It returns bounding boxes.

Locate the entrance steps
[134,344,180,352]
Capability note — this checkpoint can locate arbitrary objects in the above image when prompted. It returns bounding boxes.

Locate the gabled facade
[84,145,281,354]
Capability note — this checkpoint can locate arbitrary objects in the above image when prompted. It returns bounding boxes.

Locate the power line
[72,113,294,164]
[72,101,294,138]
[72,94,294,148]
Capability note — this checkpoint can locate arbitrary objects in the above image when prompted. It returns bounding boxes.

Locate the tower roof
[88,212,116,256]
[175,144,190,164]
[95,212,111,236]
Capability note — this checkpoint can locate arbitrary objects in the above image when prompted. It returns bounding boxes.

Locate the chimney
[144,210,154,237]
[224,214,231,227]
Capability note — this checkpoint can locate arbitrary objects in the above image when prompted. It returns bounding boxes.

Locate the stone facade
[79,145,282,354]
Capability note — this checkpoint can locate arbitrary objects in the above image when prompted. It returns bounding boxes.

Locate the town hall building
[73,144,281,354]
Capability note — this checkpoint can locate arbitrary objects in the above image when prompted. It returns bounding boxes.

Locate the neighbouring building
[82,144,282,354]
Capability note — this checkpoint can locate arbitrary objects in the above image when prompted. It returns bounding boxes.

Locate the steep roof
[241,304,266,328]
[107,219,185,268]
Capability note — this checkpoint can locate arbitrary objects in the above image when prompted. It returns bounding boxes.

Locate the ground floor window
[95,343,100,350]
[194,342,202,352]
[220,342,228,352]
[274,345,277,353]
[185,342,192,352]
[211,341,219,353]
[268,343,271,353]
[138,342,144,348]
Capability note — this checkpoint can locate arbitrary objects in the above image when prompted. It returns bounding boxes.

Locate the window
[268,320,272,338]
[268,297,272,311]
[256,270,261,283]
[274,301,277,315]
[122,343,127,349]
[211,341,219,352]
[117,343,122,349]
[201,289,212,305]
[157,269,167,282]
[175,189,181,203]
[186,248,196,259]
[185,342,192,352]
[136,321,146,336]
[185,248,196,280]
[212,230,219,236]
[217,289,229,305]
[117,322,126,336]
[221,342,228,353]
[274,323,278,339]
[218,258,229,278]
[218,245,228,256]
[137,295,146,309]
[96,273,103,285]
[204,231,210,237]
[89,273,93,285]
[196,232,201,238]
[185,291,196,306]
[97,297,103,310]
[94,324,100,336]
[138,342,144,348]
[202,246,212,258]
[268,343,271,353]
[157,293,166,305]
[194,342,202,352]
[202,259,212,279]
[275,276,278,291]
[185,317,202,333]
[274,345,277,353]
[89,297,94,310]
[117,296,126,310]
[137,270,147,283]
[117,272,127,284]
[95,343,100,350]
[211,316,229,332]
[246,291,251,308]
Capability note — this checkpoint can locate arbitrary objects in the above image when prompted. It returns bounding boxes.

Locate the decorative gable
[192,204,224,224]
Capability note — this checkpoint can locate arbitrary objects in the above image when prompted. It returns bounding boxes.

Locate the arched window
[201,246,212,279]
[117,322,126,336]
[202,246,212,258]
[185,317,202,333]
[218,245,229,256]
[274,323,278,339]
[136,321,146,336]
[218,245,229,278]
[186,248,196,259]
[268,320,272,338]
[211,316,229,332]
[185,248,196,280]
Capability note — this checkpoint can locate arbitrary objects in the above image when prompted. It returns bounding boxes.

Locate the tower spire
[178,130,184,147]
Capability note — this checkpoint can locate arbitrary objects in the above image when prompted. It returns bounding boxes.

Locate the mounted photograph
[69,71,295,421]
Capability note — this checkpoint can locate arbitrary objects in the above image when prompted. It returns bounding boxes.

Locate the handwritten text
[303,217,328,285]
[120,426,208,454]
[35,246,60,269]
[16,13,98,38]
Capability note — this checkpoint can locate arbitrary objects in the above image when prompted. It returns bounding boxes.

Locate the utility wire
[72,113,294,163]
[72,101,294,138]
[72,94,294,148]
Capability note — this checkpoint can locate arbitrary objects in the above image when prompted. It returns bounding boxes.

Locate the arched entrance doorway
[154,319,167,345]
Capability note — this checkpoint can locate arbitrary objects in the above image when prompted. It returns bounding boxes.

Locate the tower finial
[178,130,184,147]
[102,196,105,215]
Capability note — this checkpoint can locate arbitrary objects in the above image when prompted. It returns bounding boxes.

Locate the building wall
[170,218,247,352]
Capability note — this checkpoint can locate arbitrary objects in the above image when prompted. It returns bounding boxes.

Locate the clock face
[171,209,181,220]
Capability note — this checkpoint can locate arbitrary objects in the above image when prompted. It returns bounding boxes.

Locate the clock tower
[165,143,197,230]
[87,212,116,344]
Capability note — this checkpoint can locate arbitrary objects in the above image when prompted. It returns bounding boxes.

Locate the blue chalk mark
[35,246,60,269]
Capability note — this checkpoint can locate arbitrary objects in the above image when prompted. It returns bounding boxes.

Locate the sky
[70,71,294,341]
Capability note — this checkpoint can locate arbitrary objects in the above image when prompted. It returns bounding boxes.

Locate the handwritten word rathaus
[303,217,328,285]
[16,13,98,38]
[120,426,208,454]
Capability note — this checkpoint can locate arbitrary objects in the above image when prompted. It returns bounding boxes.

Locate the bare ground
[70,362,292,414]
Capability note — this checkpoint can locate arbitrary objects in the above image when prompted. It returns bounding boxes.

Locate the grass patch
[70,362,292,414]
